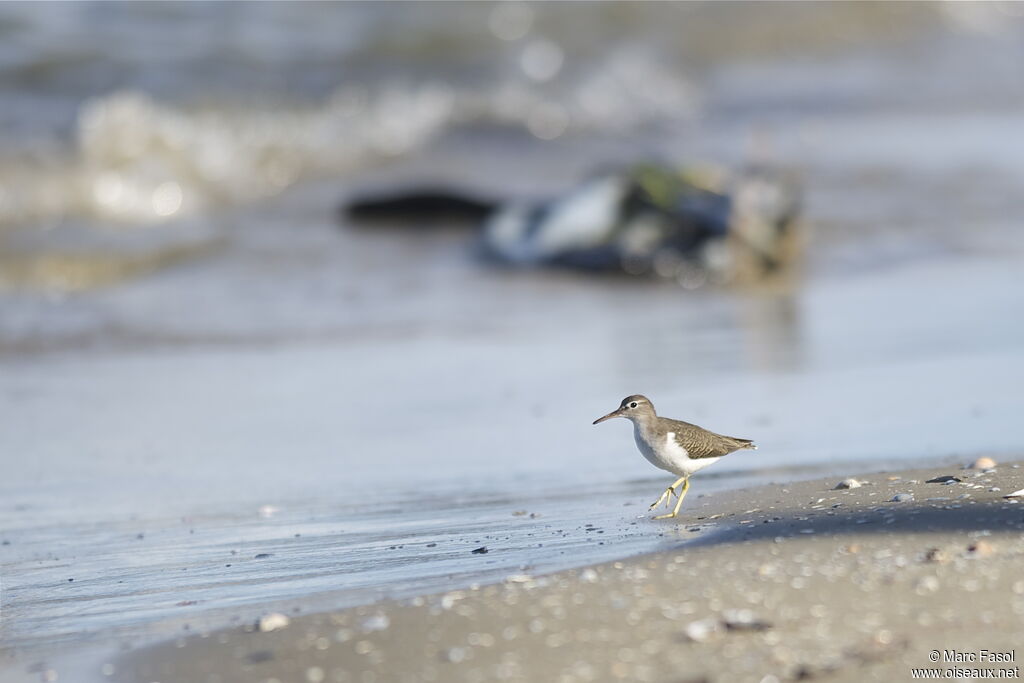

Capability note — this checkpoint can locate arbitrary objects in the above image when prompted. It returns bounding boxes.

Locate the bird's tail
[732,437,757,450]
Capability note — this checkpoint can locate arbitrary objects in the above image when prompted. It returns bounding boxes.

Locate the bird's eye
[629,402,637,408]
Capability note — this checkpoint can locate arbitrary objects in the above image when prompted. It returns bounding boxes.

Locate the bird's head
[592,395,656,425]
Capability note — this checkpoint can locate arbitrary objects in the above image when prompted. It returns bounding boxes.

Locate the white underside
[634,427,721,477]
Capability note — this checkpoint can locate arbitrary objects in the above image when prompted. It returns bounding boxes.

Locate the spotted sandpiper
[593,395,756,519]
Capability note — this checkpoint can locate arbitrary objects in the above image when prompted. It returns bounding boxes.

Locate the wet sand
[109,460,1024,683]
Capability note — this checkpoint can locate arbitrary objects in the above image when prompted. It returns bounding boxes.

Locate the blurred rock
[484,164,801,285]
[342,163,802,285]
[833,478,863,490]
[344,189,495,226]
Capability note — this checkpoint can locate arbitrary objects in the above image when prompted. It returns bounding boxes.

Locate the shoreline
[108,459,1024,683]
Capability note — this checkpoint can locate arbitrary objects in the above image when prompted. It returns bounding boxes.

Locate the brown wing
[666,419,756,459]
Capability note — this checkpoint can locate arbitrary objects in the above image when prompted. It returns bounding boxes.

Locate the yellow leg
[649,476,687,511]
[653,477,690,519]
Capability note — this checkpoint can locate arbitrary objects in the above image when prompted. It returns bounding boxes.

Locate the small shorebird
[593,395,756,519]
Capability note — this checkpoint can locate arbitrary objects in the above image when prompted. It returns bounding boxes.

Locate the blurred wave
[0,51,695,230]
[0,1,710,232]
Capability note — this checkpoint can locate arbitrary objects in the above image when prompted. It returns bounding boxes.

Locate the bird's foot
[653,478,690,519]
[648,486,676,511]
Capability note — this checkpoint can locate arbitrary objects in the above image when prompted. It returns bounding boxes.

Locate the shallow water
[2,4,1024,679]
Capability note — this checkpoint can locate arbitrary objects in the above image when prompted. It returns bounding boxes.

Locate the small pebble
[833,478,862,490]
[967,540,995,558]
[471,546,488,554]
[965,456,997,470]
[890,493,914,503]
[682,618,720,642]
[441,647,466,663]
[258,612,290,632]
[721,609,772,631]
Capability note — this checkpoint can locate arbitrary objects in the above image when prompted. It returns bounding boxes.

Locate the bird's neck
[631,413,657,437]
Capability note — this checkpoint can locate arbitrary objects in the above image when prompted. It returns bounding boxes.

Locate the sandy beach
[107,461,1024,683]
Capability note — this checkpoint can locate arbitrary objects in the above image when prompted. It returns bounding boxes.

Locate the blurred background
[2,0,1023,662]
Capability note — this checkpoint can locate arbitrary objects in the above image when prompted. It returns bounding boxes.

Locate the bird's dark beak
[592,409,622,425]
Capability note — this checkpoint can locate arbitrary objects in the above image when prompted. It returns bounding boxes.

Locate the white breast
[633,427,721,477]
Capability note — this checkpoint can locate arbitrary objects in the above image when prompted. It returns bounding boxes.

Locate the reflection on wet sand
[740,293,805,374]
